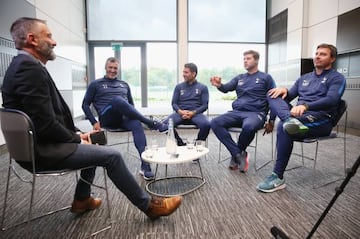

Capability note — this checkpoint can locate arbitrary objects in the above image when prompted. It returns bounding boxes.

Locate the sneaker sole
[256,183,286,193]
[284,124,308,135]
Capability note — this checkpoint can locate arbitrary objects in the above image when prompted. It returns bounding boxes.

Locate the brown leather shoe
[70,196,102,214]
[145,196,182,220]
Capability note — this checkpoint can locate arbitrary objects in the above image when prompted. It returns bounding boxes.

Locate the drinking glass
[195,140,205,152]
[186,139,195,149]
[151,138,159,151]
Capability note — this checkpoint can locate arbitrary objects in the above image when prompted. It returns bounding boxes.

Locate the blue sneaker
[283,117,309,135]
[139,162,155,181]
[152,121,168,132]
[257,173,286,193]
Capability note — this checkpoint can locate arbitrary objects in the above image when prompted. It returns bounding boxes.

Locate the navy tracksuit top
[82,77,133,125]
[218,71,276,113]
[287,68,346,114]
[172,80,209,114]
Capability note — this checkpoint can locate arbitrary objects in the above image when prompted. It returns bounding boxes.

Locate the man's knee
[210,117,222,129]
[112,96,129,107]
[199,121,211,131]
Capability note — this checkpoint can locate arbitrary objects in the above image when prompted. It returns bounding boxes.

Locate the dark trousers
[211,110,266,157]
[52,144,150,211]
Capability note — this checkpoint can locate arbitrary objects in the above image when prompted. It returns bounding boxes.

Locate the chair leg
[89,168,112,237]
[254,131,274,171]
[312,141,320,188]
[218,142,227,163]
[217,141,232,164]
[103,168,111,220]
[127,131,130,152]
[312,139,346,189]
[285,141,307,172]
[1,160,12,231]
[27,174,36,234]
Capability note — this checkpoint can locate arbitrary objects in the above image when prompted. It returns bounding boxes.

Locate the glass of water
[186,138,195,149]
[195,140,205,152]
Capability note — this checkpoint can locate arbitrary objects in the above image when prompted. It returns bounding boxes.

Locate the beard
[36,41,56,61]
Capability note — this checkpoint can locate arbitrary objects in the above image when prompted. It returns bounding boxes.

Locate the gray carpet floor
[0,125,359,239]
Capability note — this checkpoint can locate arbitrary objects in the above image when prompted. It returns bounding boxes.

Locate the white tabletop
[142,146,209,164]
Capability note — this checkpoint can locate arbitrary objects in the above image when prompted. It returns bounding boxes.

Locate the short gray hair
[10,17,46,49]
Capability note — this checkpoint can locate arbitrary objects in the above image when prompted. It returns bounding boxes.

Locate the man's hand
[263,122,274,135]
[80,132,91,144]
[210,76,222,88]
[290,105,307,117]
[268,87,288,99]
[80,129,102,144]
[183,110,195,119]
[178,109,194,119]
[93,122,101,131]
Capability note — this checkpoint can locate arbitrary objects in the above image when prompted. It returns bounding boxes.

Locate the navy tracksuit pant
[268,96,334,178]
[99,96,152,161]
[211,110,266,158]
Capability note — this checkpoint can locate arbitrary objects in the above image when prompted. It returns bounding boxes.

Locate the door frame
[87,41,149,107]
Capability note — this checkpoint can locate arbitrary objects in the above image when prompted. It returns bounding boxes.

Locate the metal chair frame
[103,126,133,150]
[174,110,210,148]
[217,127,274,171]
[287,100,348,188]
[0,108,111,237]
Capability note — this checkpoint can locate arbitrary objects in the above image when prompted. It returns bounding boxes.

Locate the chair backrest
[0,108,35,163]
[331,99,347,127]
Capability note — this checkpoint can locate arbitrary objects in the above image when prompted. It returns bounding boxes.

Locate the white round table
[141,146,209,196]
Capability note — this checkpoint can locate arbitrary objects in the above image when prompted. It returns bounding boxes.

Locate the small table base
[146,176,206,197]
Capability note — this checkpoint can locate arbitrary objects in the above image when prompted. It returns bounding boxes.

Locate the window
[189,43,266,112]
[86,0,176,41]
[188,0,266,42]
[147,43,177,103]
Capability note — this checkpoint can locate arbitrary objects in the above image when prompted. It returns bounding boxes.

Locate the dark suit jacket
[2,53,80,168]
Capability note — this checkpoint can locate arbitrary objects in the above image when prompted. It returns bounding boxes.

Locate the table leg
[197,159,204,179]
[165,164,168,195]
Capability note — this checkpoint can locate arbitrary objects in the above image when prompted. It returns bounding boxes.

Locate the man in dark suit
[2,17,182,219]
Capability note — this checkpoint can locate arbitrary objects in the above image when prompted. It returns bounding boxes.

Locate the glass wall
[188,43,266,113]
[87,0,176,41]
[86,0,267,113]
[188,0,266,113]
[147,43,177,105]
[188,0,266,42]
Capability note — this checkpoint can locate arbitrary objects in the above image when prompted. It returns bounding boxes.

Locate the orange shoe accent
[145,196,182,220]
[70,196,102,214]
